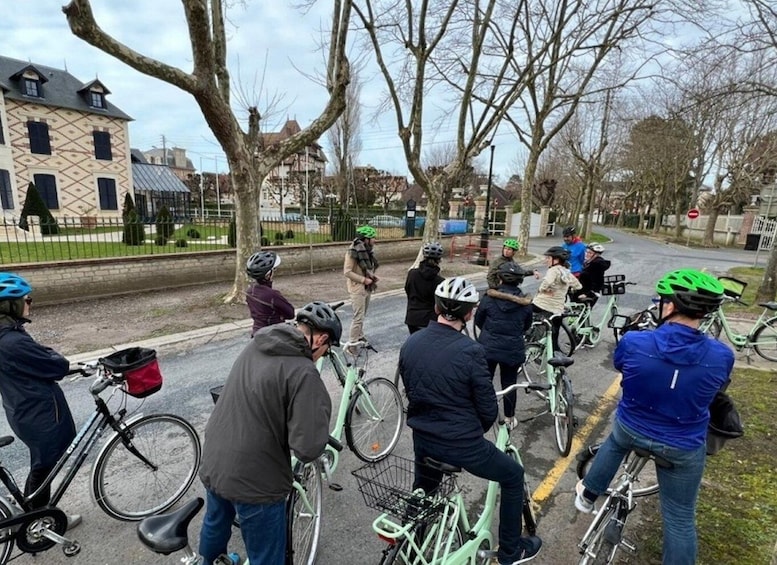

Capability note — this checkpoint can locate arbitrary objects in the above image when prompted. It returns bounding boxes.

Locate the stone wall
[7,238,431,305]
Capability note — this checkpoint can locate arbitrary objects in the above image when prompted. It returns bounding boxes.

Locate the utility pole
[479,145,496,265]
[199,156,204,219]
[214,155,221,217]
[162,135,168,166]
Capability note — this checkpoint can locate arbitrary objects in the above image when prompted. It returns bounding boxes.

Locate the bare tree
[327,70,363,208]
[63,0,351,301]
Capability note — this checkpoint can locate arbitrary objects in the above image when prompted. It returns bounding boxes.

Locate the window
[27,121,51,155]
[0,170,13,210]
[33,174,59,209]
[93,131,112,160]
[97,178,118,210]
[89,91,106,109]
[23,78,41,97]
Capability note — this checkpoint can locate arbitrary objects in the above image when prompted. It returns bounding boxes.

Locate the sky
[0,1,511,182]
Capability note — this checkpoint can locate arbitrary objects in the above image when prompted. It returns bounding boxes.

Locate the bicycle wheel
[287,460,323,565]
[701,318,722,340]
[0,498,15,564]
[345,377,404,462]
[522,343,544,383]
[752,317,777,362]
[507,446,536,537]
[92,413,201,521]
[576,445,659,497]
[558,321,576,356]
[553,373,574,457]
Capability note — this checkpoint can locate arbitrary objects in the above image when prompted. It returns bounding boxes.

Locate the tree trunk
[518,152,540,257]
[703,208,721,247]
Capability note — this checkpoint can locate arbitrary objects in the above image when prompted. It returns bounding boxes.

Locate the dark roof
[130,148,149,164]
[0,55,132,121]
[132,163,190,193]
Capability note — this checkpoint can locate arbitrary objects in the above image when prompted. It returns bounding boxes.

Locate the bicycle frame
[524,318,560,414]
[702,299,775,349]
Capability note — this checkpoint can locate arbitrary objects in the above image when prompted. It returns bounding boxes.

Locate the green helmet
[503,239,519,250]
[356,225,377,239]
[655,269,724,317]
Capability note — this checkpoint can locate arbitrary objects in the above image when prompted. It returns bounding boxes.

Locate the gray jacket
[199,324,332,504]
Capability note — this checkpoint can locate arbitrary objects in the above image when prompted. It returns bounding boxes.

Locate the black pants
[25,464,55,509]
[532,304,563,354]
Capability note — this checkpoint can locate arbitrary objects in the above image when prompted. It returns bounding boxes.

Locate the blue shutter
[97,178,118,210]
[0,170,13,209]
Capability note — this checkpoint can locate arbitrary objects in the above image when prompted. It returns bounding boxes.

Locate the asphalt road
[0,227,760,564]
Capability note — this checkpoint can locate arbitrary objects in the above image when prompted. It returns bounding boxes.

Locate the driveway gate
[752,216,777,250]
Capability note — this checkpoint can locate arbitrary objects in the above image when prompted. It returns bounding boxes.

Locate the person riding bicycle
[404,241,445,334]
[561,226,587,276]
[568,243,612,311]
[399,277,542,564]
[487,238,521,288]
[0,272,81,529]
[344,225,380,344]
[475,263,533,429]
[532,246,582,353]
[574,269,734,565]
[245,250,295,338]
[198,301,341,565]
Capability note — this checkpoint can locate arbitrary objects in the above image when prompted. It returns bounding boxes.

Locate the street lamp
[479,145,496,265]
[326,193,337,225]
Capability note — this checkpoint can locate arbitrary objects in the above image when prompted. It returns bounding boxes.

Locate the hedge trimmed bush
[274,232,284,241]
[123,209,145,246]
[186,227,201,239]
[285,229,295,239]
[156,206,175,239]
[155,235,168,246]
[175,238,188,248]
[261,236,270,246]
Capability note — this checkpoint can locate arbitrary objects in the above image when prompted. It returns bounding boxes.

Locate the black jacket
[578,256,611,294]
[404,260,444,328]
[399,322,497,446]
[0,321,75,469]
[475,285,533,365]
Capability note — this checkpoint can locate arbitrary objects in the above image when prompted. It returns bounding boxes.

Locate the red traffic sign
[687,208,700,220]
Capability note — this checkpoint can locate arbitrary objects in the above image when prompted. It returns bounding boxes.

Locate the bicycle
[0,348,201,562]
[565,275,636,350]
[352,382,543,565]
[575,445,667,564]
[698,276,777,362]
[521,316,577,456]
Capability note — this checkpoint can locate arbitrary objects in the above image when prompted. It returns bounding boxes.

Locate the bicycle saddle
[758,302,777,311]
[137,497,204,554]
[548,355,574,368]
[0,436,14,449]
[632,447,672,469]
[422,457,462,474]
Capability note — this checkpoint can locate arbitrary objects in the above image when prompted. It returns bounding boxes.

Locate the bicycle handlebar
[497,382,547,397]
[330,301,346,311]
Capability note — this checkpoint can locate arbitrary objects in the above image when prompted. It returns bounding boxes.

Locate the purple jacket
[246,281,295,337]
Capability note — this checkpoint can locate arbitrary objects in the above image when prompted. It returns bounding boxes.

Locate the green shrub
[261,236,270,246]
[285,229,295,239]
[155,235,168,246]
[175,238,188,248]
[275,232,284,241]
[332,208,356,241]
[272,240,283,246]
[156,206,175,239]
[18,182,59,235]
[228,218,237,248]
[123,209,145,246]
[185,227,201,239]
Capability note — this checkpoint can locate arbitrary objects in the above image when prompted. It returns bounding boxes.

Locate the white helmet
[434,277,479,321]
[587,243,605,253]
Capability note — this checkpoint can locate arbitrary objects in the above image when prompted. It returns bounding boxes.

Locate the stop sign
[687,208,700,220]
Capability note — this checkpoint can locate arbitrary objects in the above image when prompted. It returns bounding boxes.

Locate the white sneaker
[574,480,595,514]
[505,417,518,430]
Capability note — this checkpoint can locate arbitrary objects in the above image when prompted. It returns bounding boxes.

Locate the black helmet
[246,251,281,280]
[562,226,576,237]
[544,246,570,261]
[296,301,342,347]
[422,241,444,260]
[497,262,525,286]
[434,277,479,321]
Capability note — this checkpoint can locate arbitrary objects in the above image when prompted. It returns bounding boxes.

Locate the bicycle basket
[99,347,162,398]
[351,455,455,523]
[601,274,626,296]
[717,276,747,299]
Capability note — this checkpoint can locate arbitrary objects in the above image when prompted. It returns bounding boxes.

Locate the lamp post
[479,145,496,265]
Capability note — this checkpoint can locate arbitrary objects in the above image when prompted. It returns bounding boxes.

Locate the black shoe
[501,536,542,564]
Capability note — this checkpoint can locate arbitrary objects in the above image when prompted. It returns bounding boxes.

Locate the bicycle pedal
[603,520,623,545]
[329,482,343,492]
[621,538,637,553]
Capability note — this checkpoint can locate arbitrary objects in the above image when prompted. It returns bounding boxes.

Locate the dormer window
[89,90,106,109]
[23,78,42,97]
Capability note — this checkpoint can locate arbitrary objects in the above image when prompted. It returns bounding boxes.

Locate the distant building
[130,151,191,220]
[0,55,133,218]
[142,146,196,183]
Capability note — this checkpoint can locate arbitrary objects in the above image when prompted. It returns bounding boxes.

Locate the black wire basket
[351,454,456,523]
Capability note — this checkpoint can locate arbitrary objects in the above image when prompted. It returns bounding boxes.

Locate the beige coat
[532,265,582,314]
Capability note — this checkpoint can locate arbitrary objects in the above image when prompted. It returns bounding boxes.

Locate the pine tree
[123,208,145,245]
[18,182,59,235]
[122,192,135,220]
[156,205,175,241]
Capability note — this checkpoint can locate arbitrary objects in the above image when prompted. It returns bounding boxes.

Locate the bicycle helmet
[356,225,377,239]
[587,243,605,254]
[296,301,343,346]
[562,226,576,237]
[434,277,479,321]
[655,269,724,318]
[0,273,32,300]
[544,246,570,261]
[497,262,526,286]
[246,251,281,280]
[502,239,520,251]
[422,241,444,260]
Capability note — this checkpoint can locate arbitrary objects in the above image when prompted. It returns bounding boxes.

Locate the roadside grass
[718,266,768,317]
[588,232,609,244]
[636,367,777,565]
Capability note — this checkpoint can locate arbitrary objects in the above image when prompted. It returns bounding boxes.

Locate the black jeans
[25,464,55,509]
[532,304,563,353]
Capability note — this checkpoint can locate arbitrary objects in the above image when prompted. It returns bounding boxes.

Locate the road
[0,228,759,564]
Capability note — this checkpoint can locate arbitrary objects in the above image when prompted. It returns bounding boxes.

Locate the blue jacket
[0,321,75,468]
[614,322,734,450]
[563,238,587,274]
[474,285,533,365]
[399,322,497,446]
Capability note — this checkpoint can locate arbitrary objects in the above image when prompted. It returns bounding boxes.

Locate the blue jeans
[582,419,707,565]
[199,488,286,565]
[412,432,530,564]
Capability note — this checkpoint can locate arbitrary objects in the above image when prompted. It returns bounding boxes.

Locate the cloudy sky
[1,1,512,181]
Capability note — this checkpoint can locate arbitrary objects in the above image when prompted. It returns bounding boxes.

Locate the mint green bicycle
[352,383,541,565]
[565,275,636,350]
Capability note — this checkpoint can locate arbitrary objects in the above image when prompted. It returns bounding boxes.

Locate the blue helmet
[0,273,32,300]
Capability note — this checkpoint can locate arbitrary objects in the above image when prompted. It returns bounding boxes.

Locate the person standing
[0,273,81,529]
[343,225,379,344]
[404,241,445,334]
[198,302,341,565]
[245,250,295,337]
[475,263,533,429]
[561,226,587,276]
[574,269,734,565]
[487,239,520,288]
[399,277,542,565]
[532,246,582,353]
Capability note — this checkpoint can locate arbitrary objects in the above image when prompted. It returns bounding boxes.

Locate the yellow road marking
[532,376,622,505]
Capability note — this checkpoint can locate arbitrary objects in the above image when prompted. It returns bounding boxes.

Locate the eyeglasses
[24,297,32,305]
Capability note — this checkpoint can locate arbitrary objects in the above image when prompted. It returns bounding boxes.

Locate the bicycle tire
[92,413,201,521]
[286,460,323,565]
[576,445,659,497]
[553,373,574,457]
[752,316,777,362]
[0,498,15,564]
[702,318,722,340]
[345,377,404,462]
[558,321,576,356]
[507,446,537,537]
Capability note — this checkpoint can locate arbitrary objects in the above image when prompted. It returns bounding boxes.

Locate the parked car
[369,214,405,227]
